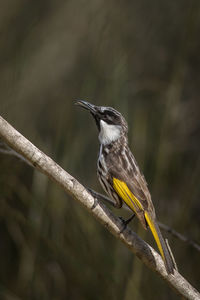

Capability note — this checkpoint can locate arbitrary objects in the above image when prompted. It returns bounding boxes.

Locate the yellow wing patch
[113,177,143,213]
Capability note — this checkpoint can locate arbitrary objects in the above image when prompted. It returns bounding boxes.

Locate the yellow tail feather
[144,211,165,262]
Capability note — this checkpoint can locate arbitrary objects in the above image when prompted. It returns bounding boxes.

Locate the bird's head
[76,100,128,145]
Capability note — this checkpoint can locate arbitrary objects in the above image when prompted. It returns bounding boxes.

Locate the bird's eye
[104,110,115,118]
[101,111,113,123]
[102,110,120,125]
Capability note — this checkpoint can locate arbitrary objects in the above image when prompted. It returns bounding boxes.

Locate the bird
[76,100,175,274]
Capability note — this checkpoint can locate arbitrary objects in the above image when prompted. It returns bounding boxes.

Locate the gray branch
[0,115,199,300]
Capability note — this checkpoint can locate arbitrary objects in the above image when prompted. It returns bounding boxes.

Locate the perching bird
[76,100,175,274]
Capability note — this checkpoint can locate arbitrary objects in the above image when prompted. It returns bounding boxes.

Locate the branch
[0,115,199,300]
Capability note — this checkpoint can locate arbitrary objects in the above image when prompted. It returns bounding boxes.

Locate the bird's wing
[108,151,149,206]
[107,148,154,228]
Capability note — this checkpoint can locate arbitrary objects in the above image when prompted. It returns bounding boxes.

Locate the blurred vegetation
[0,1,200,299]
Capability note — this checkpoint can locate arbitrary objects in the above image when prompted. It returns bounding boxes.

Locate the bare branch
[0,115,199,300]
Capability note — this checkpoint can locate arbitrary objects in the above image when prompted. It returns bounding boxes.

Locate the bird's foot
[119,213,135,233]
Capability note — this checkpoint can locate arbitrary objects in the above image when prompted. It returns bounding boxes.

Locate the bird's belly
[97,157,109,191]
[97,158,122,208]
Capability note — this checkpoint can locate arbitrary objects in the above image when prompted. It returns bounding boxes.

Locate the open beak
[76,100,97,114]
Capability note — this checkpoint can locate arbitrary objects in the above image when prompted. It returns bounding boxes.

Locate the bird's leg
[119,213,135,233]
[87,188,116,207]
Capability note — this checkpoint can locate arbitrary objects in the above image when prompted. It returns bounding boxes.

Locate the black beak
[76,100,98,114]
[76,100,101,131]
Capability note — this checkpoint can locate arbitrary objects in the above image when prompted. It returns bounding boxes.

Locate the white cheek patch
[99,120,121,145]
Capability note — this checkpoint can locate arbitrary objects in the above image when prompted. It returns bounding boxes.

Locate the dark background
[0,1,200,299]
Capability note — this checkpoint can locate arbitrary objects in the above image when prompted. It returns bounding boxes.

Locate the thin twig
[0,140,32,166]
[158,222,200,252]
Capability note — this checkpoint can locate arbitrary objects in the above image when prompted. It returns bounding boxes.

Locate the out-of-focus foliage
[0,1,200,299]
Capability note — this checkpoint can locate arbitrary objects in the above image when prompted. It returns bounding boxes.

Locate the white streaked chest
[97,145,108,175]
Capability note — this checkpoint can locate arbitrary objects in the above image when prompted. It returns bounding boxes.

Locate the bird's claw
[119,213,135,233]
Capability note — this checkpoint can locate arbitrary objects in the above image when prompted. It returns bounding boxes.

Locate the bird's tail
[144,211,175,274]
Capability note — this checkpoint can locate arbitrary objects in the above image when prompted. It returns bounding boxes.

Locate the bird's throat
[99,120,121,145]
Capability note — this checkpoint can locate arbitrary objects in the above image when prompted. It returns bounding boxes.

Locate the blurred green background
[0,1,200,299]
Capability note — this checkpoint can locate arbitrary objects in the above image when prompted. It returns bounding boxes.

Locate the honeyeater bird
[76,100,175,274]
